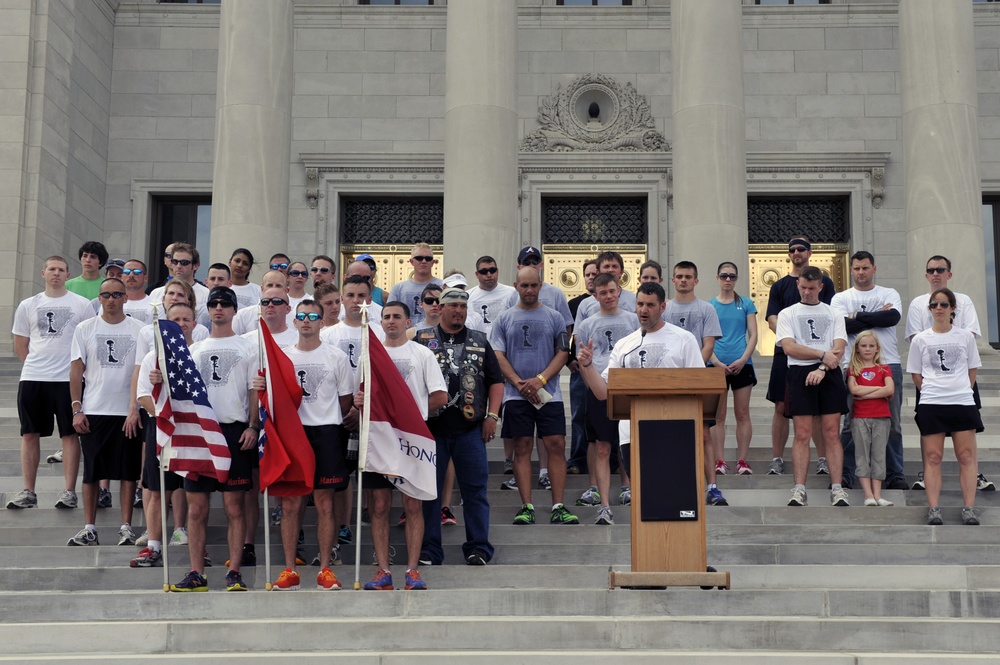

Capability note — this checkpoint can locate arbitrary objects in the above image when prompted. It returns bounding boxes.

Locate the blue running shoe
[338,525,353,545]
[170,570,207,592]
[364,568,394,590]
[706,487,729,506]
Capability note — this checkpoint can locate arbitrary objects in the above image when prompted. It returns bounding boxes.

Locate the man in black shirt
[566,259,599,475]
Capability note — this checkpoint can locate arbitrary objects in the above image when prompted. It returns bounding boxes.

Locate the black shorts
[81,414,142,484]
[765,351,788,404]
[183,422,254,493]
[724,364,757,391]
[585,392,618,444]
[619,442,632,478]
[361,471,398,491]
[915,404,984,436]
[306,424,349,491]
[785,364,848,417]
[141,414,182,492]
[500,400,566,438]
[18,381,75,438]
[342,428,359,474]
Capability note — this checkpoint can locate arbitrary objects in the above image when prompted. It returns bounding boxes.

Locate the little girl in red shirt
[847,331,895,507]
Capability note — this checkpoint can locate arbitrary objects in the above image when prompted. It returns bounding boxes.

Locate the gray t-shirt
[506,282,573,328]
[574,308,640,375]
[489,304,568,402]
[574,288,637,329]
[388,277,443,327]
[662,298,722,351]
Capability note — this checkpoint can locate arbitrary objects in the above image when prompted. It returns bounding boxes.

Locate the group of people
[6,236,991,594]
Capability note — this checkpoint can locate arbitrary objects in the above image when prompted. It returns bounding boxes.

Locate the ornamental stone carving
[520,74,669,153]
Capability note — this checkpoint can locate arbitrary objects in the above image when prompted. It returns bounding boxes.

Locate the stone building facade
[4,0,1000,352]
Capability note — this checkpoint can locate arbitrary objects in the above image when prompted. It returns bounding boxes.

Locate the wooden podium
[606,367,730,590]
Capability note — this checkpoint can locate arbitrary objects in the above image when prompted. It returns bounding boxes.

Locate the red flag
[362,327,438,501]
[258,320,315,496]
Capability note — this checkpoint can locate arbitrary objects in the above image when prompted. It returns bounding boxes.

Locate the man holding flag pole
[355,301,447,590]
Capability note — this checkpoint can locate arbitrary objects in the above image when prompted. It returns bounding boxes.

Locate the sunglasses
[122,268,143,275]
[718,273,738,281]
[208,299,233,309]
[926,267,948,275]
[477,267,498,275]
[422,297,439,305]
[412,256,434,263]
[310,266,331,274]
[99,291,126,300]
[928,301,951,309]
[788,248,809,254]
[288,270,308,278]
[521,257,542,266]
[295,312,322,322]
[171,259,193,266]
[163,252,172,259]
[270,263,289,271]
[260,297,287,306]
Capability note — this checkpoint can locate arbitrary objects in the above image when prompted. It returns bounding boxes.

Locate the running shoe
[270,504,282,525]
[816,457,830,475]
[962,507,981,525]
[169,570,207,592]
[135,531,149,547]
[538,474,551,490]
[466,549,488,566]
[513,503,535,525]
[566,465,582,475]
[130,547,163,568]
[405,569,427,590]
[503,458,514,475]
[876,498,894,507]
[736,460,753,476]
[241,547,257,567]
[203,551,212,568]
[500,477,517,491]
[364,568,394,590]
[274,568,301,590]
[97,487,113,509]
[54,489,77,509]
[317,567,341,590]
[978,473,996,492]
[595,505,614,525]
[338,525,353,545]
[831,487,850,507]
[170,527,188,546]
[926,506,943,525]
[225,569,248,591]
[706,487,729,506]
[864,497,878,507]
[550,504,579,524]
[67,527,98,546]
[6,489,37,509]
[787,487,807,507]
[311,545,343,567]
[46,449,63,463]
[619,486,631,505]
[576,488,601,506]
[715,460,730,475]
[118,524,137,546]
[912,472,925,490]
[133,487,143,508]
[768,457,784,475]
[441,506,457,525]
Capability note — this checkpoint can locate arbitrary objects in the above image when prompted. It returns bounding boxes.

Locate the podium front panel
[637,420,699,521]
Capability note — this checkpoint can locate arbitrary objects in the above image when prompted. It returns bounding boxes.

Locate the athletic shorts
[17,381,75,438]
[500,400,566,438]
[362,471,398,491]
[342,428,359,474]
[585,392,618,444]
[141,413,182,492]
[765,351,788,404]
[785,364,848,417]
[183,422,254,493]
[81,414,142,484]
[724,364,757,391]
[915,404,984,436]
[307,424,349,491]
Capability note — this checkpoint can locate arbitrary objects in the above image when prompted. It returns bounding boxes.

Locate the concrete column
[900,0,989,332]
[443,0,518,277]
[671,0,747,297]
[210,0,293,263]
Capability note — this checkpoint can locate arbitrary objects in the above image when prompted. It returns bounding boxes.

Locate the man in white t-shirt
[7,256,94,510]
[831,251,907,491]
[233,270,292,335]
[775,266,849,508]
[121,259,154,325]
[149,242,210,323]
[243,286,298,349]
[67,277,146,546]
[339,260,382,325]
[467,255,516,335]
[361,301,447,591]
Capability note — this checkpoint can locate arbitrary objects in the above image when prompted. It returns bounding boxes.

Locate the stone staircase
[1,354,999,662]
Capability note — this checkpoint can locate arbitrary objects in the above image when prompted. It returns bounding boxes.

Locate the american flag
[152,319,230,482]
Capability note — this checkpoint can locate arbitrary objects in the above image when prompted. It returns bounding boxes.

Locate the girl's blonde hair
[849,330,883,376]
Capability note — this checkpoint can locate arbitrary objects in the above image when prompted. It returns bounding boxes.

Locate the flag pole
[151,304,170,592]
[353,303,371,590]
[257,311,273,591]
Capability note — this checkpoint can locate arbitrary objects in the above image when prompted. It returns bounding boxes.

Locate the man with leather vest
[414,287,503,566]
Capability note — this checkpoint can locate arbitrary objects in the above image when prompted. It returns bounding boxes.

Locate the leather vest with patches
[415,326,488,423]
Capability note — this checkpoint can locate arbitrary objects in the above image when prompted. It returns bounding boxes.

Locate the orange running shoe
[274,567,301,590]
[317,567,342,590]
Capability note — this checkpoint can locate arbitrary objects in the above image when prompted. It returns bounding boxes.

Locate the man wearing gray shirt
[388,243,443,327]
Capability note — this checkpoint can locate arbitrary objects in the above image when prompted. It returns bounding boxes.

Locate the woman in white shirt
[906,288,983,526]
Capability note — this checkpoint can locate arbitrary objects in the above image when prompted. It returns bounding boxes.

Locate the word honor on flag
[152,318,230,482]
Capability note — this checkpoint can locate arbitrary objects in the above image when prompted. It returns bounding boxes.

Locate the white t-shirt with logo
[71,316,146,415]
[468,283,517,334]
[123,295,155,325]
[150,281,210,323]
[384,340,448,420]
[12,291,94,381]
[906,326,981,406]
[830,284,902,365]
[135,322,209,366]
[905,291,981,341]
[189,335,257,424]
[282,343,353,426]
[321,322,386,388]
[775,301,848,367]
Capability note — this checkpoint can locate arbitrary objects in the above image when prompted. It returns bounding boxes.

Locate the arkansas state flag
[258,320,315,497]
[361,327,438,501]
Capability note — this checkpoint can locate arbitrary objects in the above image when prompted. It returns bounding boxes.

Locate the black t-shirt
[568,292,591,321]
[765,274,836,353]
[426,325,504,433]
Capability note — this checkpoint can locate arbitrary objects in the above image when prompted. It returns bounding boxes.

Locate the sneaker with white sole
[768,458,784,475]
[6,489,37,509]
[831,487,849,507]
[977,473,996,492]
[912,472,925,490]
[619,486,631,505]
[816,457,830,475]
[97,487,112,509]
[576,488,601,506]
[503,458,513,475]
[46,449,63,464]
[134,531,149,547]
[595,505,614,525]
[736,460,753,475]
[170,527,188,545]
[500,477,517,491]
[54,490,77,509]
[67,527,98,546]
[788,487,807,507]
[962,506,981,525]
[118,525,137,546]
[876,498,893,507]
[926,506,943,525]
[715,460,730,475]
[130,547,162,568]
[538,474,551,490]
